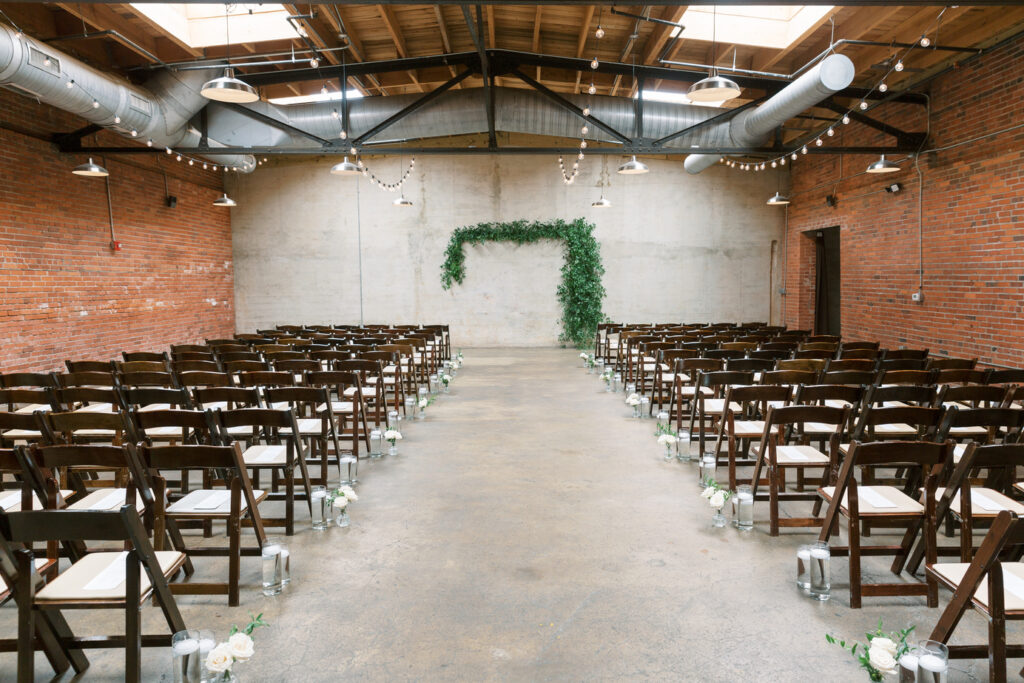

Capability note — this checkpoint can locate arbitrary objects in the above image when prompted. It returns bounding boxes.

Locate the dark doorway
[812,227,841,336]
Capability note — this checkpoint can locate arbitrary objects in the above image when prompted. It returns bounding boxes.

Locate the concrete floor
[2,348,1008,681]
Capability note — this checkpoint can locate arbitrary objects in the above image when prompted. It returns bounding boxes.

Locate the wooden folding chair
[714,384,791,489]
[927,510,1024,682]
[214,408,312,535]
[141,443,267,606]
[817,440,952,608]
[750,404,849,535]
[0,507,187,682]
[264,386,342,487]
[688,370,753,456]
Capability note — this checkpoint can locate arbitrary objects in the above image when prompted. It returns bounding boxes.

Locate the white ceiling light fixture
[393,194,413,207]
[213,193,237,207]
[617,155,649,175]
[687,6,741,103]
[200,7,258,103]
[866,155,901,174]
[591,195,612,208]
[330,156,361,176]
[767,191,790,206]
[72,157,109,177]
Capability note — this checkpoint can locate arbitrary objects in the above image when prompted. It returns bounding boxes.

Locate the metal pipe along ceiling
[0,23,256,172]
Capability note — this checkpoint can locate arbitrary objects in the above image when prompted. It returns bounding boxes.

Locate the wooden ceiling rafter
[377,3,425,92]
[572,5,596,94]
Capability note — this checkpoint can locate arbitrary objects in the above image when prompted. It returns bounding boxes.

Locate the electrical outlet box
[911,290,923,302]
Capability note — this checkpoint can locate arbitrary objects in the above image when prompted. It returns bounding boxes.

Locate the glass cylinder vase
[916,640,948,682]
[676,429,691,462]
[311,485,329,531]
[809,541,831,601]
[369,429,383,459]
[699,454,716,487]
[736,484,754,531]
[171,630,202,683]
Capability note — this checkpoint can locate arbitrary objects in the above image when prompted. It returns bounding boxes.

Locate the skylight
[670,5,834,51]
[130,3,299,48]
[268,90,365,106]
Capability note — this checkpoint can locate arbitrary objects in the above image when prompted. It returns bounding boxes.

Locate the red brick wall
[784,35,1024,367]
[0,90,235,373]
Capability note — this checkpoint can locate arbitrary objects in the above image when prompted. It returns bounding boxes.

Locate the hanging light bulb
[43,57,50,67]
[815,138,823,147]
[332,109,340,119]
[581,125,589,135]
[920,36,931,47]
[588,84,596,95]
[791,153,798,161]
[203,163,208,170]
[166,147,172,154]
[113,115,121,124]
[578,152,584,160]
[309,58,320,68]
[176,154,182,161]
[590,58,599,70]
[780,157,786,166]
[130,130,138,137]
[894,60,905,72]
[582,107,591,117]
[92,100,99,109]
[879,83,888,93]
[188,159,194,166]
[801,146,808,154]
[580,140,588,149]
[859,101,868,110]
[827,128,835,137]
[320,85,328,95]
[350,146,357,155]
[595,25,605,39]
[842,115,851,125]
[771,160,777,168]
[65,80,74,89]
[340,130,348,140]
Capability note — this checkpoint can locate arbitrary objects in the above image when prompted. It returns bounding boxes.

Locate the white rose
[333,497,349,509]
[418,399,427,408]
[709,491,726,509]
[205,643,234,674]
[701,486,716,499]
[384,430,403,441]
[340,486,358,501]
[870,637,898,658]
[580,352,588,359]
[657,434,677,446]
[227,633,254,662]
[868,646,898,676]
[442,374,451,382]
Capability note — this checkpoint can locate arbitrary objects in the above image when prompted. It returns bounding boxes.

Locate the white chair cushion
[167,489,265,515]
[68,489,145,512]
[36,551,185,603]
[930,562,1024,612]
[819,485,923,514]
[242,444,287,466]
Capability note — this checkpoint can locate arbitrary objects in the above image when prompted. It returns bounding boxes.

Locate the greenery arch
[440,218,606,348]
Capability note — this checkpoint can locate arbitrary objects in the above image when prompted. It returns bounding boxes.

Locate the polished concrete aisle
[11,348,994,681]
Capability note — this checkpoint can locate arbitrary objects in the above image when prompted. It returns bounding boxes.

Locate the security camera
[884,183,903,193]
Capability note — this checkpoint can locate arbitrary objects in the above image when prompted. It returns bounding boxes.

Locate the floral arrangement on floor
[441,373,452,388]
[701,477,731,511]
[328,485,358,511]
[826,620,915,681]
[655,420,674,438]
[385,428,403,449]
[204,613,269,681]
[601,368,614,384]
[580,352,595,369]
[625,393,641,407]
[456,349,464,363]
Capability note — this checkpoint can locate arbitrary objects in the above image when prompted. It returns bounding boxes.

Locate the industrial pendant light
[201,8,258,103]
[866,155,901,174]
[330,156,361,176]
[201,68,258,103]
[688,7,741,103]
[592,195,612,208]
[617,155,649,175]
[213,193,237,207]
[766,191,790,206]
[72,157,108,177]
[393,194,412,207]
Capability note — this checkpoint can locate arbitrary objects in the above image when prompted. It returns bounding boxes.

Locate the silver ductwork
[0,23,255,172]
[684,53,855,174]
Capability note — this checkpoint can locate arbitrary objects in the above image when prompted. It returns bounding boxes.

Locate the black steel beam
[635,77,644,141]
[222,102,334,147]
[818,99,926,147]
[53,124,103,149]
[69,145,922,157]
[510,70,633,145]
[351,68,474,146]
[159,1,1024,6]
[651,97,765,147]
[462,5,496,150]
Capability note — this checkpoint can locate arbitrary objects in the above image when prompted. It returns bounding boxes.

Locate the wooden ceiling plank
[54,3,172,64]
[377,3,424,92]
[849,6,972,79]
[433,5,461,87]
[114,3,200,58]
[572,5,596,93]
[753,7,841,72]
[640,5,687,65]
[532,6,543,81]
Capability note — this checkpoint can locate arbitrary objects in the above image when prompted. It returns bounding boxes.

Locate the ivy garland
[440,218,606,348]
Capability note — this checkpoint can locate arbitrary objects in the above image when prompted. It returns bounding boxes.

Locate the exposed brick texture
[0,89,235,373]
[784,35,1024,367]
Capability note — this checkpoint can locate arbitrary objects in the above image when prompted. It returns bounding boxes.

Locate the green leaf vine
[440,218,606,348]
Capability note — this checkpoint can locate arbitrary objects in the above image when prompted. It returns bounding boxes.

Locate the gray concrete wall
[227,155,786,345]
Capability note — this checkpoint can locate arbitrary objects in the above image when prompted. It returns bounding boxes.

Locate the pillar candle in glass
[387,410,399,429]
[899,646,920,683]
[699,454,716,487]
[625,382,636,396]
[311,485,329,531]
[404,396,416,421]
[916,640,948,683]
[796,545,811,592]
[369,429,383,459]
[808,541,831,601]
[429,374,439,394]
[736,484,754,531]
[612,373,621,392]
[261,541,285,596]
[640,396,651,417]
[171,630,202,683]
[676,429,691,462]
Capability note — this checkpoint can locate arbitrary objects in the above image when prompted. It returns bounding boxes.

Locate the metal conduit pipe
[0,22,256,172]
[684,53,855,174]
